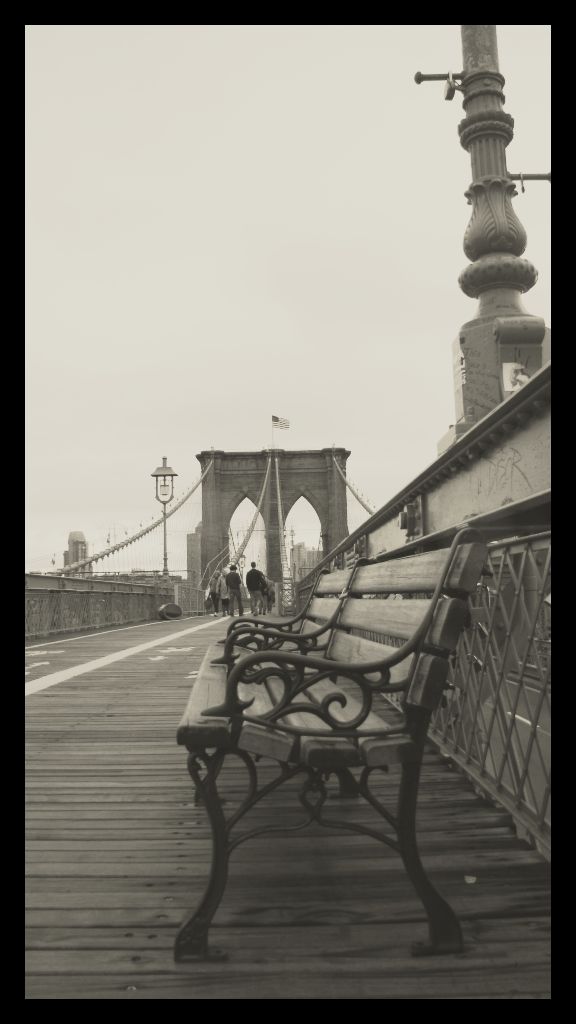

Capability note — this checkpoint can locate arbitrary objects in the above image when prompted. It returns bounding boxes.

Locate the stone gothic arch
[229,495,266,569]
[197,448,350,581]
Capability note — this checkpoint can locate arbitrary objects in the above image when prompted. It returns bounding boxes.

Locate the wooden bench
[175,528,487,962]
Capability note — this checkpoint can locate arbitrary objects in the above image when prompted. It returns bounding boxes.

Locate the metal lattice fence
[173,583,206,616]
[430,533,550,855]
[295,532,550,855]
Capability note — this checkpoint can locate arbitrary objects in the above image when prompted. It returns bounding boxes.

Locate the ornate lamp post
[416,25,550,453]
[151,457,178,578]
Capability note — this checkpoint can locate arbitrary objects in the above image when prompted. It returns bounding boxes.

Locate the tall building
[187,522,202,586]
[290,541,322,582]
[63,531,91,572]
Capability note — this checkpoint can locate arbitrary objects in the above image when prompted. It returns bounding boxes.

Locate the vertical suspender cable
[274,452,294,612]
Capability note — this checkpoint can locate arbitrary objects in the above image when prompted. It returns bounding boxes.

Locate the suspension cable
[200,542,231,588]
[62,459,215,574]
[235,453,272,563]
[274,453,290,574]
[332,451,376,515]
[274,451,294,609]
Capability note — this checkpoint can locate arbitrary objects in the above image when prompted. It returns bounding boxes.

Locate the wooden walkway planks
[25,619,550,999]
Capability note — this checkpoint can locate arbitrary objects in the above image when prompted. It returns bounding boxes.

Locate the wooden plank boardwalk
[26,617,551,999]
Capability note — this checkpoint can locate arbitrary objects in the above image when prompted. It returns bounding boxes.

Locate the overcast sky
[25,25,550,571]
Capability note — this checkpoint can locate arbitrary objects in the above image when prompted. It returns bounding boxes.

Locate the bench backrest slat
[329,631,450,710]
[308,595,468,651]
[302,539,486,711]
[314,543,485,596]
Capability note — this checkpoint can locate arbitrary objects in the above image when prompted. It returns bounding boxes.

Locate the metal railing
[431,532,550,857]
[295,531,550,856]
[26,584,174,639]
[173,582,206,617]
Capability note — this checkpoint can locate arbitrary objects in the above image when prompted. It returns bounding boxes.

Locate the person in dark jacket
[226,564,244,616]
[245,561,267,614]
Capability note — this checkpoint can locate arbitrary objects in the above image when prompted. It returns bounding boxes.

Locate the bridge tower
[196,448,350,582]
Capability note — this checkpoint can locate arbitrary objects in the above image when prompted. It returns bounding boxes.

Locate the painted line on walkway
[26,650,65,656]
[25,615,210,650]
[25,620,221,697]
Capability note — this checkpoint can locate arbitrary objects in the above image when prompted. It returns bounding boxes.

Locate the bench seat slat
[238,722,296,761]
[296,675,361,766]
[360,735,418,766]
[301,678,416,767]
[240,677,361,768]
[300,736,361,768]
[237,676,346,763]
[264,677,360,767]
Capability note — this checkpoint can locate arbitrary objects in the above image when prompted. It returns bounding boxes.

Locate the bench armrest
[224,608,306,639]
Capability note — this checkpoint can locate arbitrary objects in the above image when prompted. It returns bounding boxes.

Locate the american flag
[272,415,290,429]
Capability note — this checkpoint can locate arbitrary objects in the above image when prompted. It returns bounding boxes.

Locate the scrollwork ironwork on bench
[189,751,401,855]
[212,621,332,666]
[178,530,485,962]
[298,770,400,852]
[187,748,309,850]
[238,657,410,734]
[209,528,484,721]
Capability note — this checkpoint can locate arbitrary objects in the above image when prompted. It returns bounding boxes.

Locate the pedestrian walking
[226,564,244,616]
[209,570,220,617]
[245,561,267,615]
[217,569,230,616]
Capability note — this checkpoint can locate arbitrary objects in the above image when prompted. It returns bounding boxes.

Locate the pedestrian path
[26,619,550,999]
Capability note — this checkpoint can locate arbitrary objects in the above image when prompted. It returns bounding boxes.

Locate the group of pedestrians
[207,562,274,618]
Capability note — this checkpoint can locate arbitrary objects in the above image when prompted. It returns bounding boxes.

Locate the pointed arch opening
[229,497,266,581]
[284,496,323,582]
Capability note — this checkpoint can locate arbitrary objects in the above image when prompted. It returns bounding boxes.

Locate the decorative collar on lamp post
[151,457,178,505]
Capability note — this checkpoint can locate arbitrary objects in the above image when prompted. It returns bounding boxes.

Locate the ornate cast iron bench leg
[174,752,229,962]
[397,759,463,956]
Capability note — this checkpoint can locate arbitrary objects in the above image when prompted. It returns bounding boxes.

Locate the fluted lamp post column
[418,26,550,454]
[151,457,178,578]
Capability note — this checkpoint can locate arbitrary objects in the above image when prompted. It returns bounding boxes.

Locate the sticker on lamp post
[503,362,531,393]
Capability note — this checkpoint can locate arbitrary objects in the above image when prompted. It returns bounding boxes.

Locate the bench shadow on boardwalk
[25,619,551,999]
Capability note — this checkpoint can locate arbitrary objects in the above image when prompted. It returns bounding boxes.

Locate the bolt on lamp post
[151,457,178,578]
